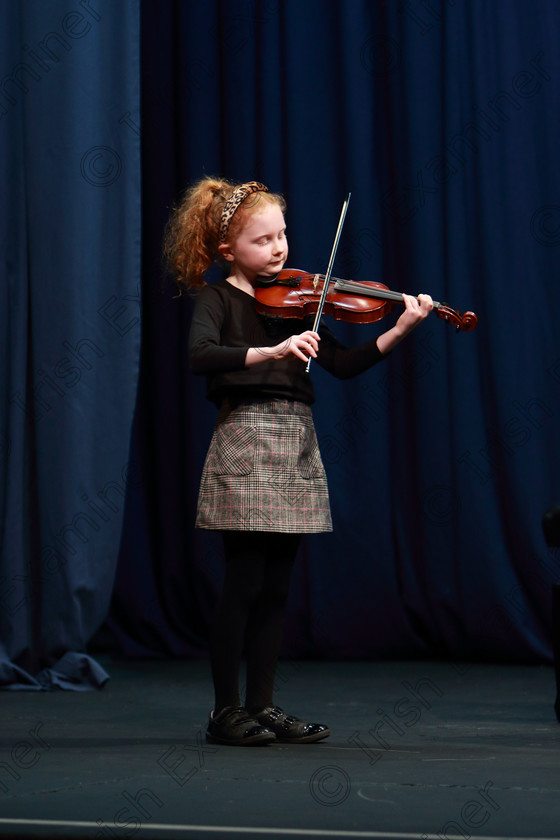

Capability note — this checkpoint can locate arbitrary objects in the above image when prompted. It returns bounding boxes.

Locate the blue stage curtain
[106,0,560,666]
[0,0,141,688]
[4,0,559,673]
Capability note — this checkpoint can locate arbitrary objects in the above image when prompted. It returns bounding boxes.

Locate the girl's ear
[218,242,235,263]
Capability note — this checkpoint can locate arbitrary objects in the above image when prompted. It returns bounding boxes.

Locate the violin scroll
[436,304,478,332]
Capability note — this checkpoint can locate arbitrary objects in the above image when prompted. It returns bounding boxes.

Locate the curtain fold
[0,0,141,689]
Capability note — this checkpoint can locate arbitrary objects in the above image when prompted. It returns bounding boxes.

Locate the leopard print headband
[218,181,269,243]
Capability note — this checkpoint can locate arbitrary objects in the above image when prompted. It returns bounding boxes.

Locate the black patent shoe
[206,706,277,746]
[254,706,330,743]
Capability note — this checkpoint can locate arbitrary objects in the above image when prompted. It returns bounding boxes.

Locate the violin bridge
[313,274,320,292]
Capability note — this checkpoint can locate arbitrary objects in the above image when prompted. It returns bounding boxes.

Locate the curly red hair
[162,176,286,292]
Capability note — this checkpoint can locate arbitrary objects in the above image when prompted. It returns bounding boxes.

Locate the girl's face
[223,203,288,281]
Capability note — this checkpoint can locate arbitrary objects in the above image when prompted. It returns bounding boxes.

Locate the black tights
[210,531,300,715]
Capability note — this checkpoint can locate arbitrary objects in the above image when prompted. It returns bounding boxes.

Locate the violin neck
[332,277,441,309]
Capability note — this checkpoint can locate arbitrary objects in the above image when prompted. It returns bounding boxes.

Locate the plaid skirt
[195,399,332,533]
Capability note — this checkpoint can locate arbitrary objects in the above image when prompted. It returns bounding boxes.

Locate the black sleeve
[188,286,247,374]
[315,322,388,379]
[189,284,388,381]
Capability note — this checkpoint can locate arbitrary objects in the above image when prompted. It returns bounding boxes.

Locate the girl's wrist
[245,345,280,366]
[376,323,411,354]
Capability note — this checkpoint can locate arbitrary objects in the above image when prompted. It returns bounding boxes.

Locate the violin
[254,269,478,332]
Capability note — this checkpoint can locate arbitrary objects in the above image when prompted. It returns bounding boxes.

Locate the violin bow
[306,193,351,372]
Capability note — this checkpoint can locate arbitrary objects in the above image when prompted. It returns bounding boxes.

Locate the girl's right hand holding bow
[245,330,320,367]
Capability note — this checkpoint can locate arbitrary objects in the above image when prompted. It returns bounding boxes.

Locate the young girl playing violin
[163,176,433,746]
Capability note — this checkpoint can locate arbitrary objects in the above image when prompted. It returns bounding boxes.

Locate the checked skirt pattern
[195,400,333,533]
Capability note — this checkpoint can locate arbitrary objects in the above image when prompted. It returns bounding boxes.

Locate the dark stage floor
[0,658,559,839]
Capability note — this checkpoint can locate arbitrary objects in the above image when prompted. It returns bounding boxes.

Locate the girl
[163,177,433,746]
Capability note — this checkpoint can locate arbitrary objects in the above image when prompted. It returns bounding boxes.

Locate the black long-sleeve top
[188,279,388,406]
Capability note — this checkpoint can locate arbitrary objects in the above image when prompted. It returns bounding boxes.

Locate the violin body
[254,268,478,332]
[255,269,393,324]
